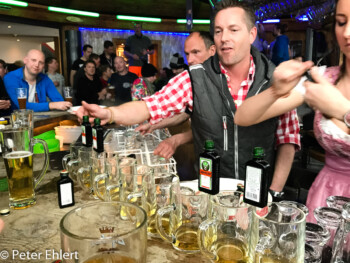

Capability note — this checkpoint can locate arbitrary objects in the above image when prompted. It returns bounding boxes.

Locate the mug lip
[0,126,30,133]
[12,109,34,113]
[211,191,250,209]
[254,202,306,225]
[59,201,147,240]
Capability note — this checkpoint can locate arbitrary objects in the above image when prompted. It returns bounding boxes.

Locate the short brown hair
[213,0,256,30]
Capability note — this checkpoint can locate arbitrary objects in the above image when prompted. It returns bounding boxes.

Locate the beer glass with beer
[198,191,252,262]
[249,202,306,262]
[156,183,209,253]
[60,202,147,263]
[63,86,73,103]
[16,87,27,109]
[0,127,49,209]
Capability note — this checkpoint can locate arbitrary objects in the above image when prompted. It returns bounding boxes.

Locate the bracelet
[106,107,114,124]
[344,109,350,128]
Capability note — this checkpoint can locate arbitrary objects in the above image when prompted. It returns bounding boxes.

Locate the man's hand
[272,60,313,98]
[76,101,110,125]
[53,81,59,87]
[98,88,108,100]
[0,100,11,110]
[153,137,178,159]
[49,101,72,111]
[304,67,350,120]
[135,122,154,135]
[132,54,140,60]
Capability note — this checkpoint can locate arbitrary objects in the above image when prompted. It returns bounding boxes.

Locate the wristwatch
[344,110,350,128]
[269,189,285,199]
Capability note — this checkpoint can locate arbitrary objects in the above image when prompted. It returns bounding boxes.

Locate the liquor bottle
[92,118,104,153]
[243,147,270,208]
[57,170,75,209]
[198,140,220,195]
[81,115,92,147]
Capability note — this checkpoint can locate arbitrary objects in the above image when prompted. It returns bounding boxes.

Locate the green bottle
[198,140,220,195]
[81,115,92,147]
[244,147,270,208]
[92,118,104,153]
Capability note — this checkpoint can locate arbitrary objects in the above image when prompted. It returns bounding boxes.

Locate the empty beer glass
[198,191,252,262]
[60,202,147,263]
[62,142,83,180]
[326,196,350,211]
[314,207,342,263]
[249,202,306,262]
[11,109,34,138]
[0,127,49,209]
[156,184,209,253]
[76,147,95,194]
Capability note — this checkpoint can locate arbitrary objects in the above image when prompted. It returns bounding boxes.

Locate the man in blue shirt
[4,49,72,112]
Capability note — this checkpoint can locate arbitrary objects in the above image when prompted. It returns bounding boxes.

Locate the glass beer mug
[156,184,209,253]
[0,127,49,209]
[249,202,306,262]
[198,191,252,262]
[60,202,147,263]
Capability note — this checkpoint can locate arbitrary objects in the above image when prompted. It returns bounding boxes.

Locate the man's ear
[249,26,257,45]
[209,45,216,56]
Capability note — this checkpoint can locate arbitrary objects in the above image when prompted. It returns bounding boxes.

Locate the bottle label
[245,166,262,203]
[199,157,212,190]
[92,128,97,150]
[82,125,86,144]
[60,183,73,206]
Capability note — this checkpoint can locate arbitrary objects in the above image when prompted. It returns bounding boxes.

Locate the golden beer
[173,225,199,251]
[65,97,73,103]
[212,238,248,263]
[148,216,170,236]
[18,98,26,109]
[4,151,34,209]
[83,253,137,263]
[255,251,297,263]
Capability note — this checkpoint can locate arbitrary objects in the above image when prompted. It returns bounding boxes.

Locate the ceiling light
[116,15,161,23]
[177,19,210,24]
[48,6,99,17]
[16,39,20,41]
[0,0,27,7]
[8,25,11,28]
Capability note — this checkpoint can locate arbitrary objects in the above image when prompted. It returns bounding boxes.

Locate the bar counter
[0,154,210,263]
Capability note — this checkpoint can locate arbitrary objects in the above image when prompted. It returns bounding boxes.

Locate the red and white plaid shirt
[144,56,300,149]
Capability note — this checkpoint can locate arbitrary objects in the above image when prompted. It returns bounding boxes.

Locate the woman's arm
[234,60,313,126]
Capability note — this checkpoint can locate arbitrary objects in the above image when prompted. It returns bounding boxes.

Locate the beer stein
[60,202,147,263]
[16,87,27,109]
[11,109,34,137]
[326,196,350,211]
[314,207,342,263]
[306,223,330,251]
[0,127,49,209]
[143,172,180,238]
[331,202,350,263]
[198,191,252,262]
[156,183,209,253]
[249,202,306,262]
[62,142,83,180]
[76,147,95,193]
[280,200,309,216]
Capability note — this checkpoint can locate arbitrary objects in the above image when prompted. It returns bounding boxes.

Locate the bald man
[4,49,71,112]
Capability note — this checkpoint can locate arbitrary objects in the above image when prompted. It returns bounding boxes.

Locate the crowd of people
[0,0,348,223]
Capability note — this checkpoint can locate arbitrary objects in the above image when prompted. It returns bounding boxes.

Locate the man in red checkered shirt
[77,0,301,197]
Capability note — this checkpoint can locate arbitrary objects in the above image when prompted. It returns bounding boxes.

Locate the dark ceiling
[26,0,212,19]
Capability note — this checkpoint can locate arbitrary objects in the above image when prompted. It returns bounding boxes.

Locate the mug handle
[31,138,49,189]
[93,173,109,200]
[198,218,218,261]
[106,183,121,201]
[127,191,146,211]
[67,159,79,181]
[77,166,92,193]
[62,153,73,170]
[156,203,176,243]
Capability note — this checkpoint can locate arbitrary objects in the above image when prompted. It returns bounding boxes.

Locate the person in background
[234,0,350,222]
[100,40,116,71]
[252,23,268,55]
[154,67,173,92]
[110,56,138,105]
[0,59,11,116]
[124,23,154,77]
[271,23,290,66]
[4,49,70,112]
[75,60,104,105]
[70,44,92,86]
[45,57,65,96]
[169,53,187,76]
[99,65,113,105]
[131,63,158,101]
